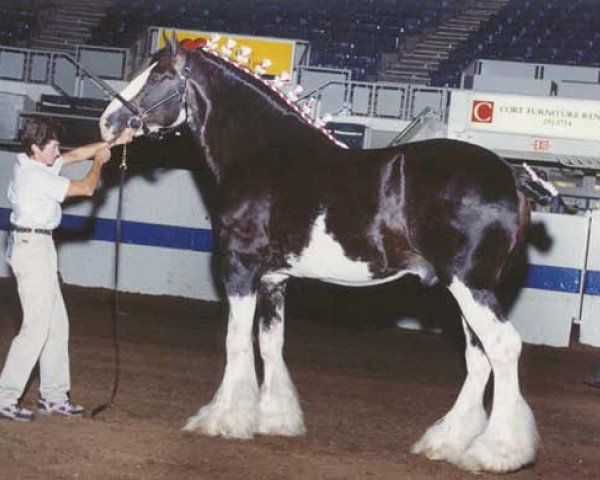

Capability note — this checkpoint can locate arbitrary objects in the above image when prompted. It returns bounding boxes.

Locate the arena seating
[0,0,44,46]
[8,0,600,89]
[430,0,600,86]
[89,0,460,80]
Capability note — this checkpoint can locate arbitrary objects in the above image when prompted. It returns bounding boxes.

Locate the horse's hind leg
[412,318,490,463]
[257,273,305,436]
[183,260,260,438]
[446,279,538,473]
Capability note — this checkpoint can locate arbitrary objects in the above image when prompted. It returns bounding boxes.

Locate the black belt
[11,225,53,235]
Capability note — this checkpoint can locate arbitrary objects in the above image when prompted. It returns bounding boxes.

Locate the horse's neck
[189,63,319,183]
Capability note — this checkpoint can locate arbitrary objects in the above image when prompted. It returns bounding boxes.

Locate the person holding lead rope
[0,118,133,421]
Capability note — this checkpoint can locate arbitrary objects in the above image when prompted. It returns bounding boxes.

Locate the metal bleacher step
[422,39,459,46]
[431,28,471,36]
[378,0,511,84]
[398,56,445,66]
[389,65,440,75]
[50,15,99,27]
[29,0,109,53]
[399,58,444,68]
[54,0,113,6]
[379,72,429,84]
[446,18,482,27]
[50,22,92,33]
[410,48,450,58]
[439,23,474,32]
[36,33,89,44]
[385,65,438,76]
[29,41,77,55]
[435,33,471,40]
[52,9,106,19]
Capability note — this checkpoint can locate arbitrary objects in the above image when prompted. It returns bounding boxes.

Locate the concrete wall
[0,151,219,300]
[579,211,600,348]
[0,92,34,140]
[509,212,589,347]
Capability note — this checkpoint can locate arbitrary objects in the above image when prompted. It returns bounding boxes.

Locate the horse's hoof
[411,409,487,463]
[182,403,257,439]
[256,389,306,436]
[411,437,465,463]
[257,408,306,436]
[455,433,537,473]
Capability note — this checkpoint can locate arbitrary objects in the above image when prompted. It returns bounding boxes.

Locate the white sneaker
[37,397,84,417]
[0,403,34,422]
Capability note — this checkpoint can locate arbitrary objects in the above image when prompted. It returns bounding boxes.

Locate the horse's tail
[498,165,561,292]
[494,186,533,308]
[516,163,557,205]
[515,190,531,248]
[501,189,529,276]
[515,162,576,216]
[497,165,566,304]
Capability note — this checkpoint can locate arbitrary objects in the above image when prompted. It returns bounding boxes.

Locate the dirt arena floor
[1,276,599,480]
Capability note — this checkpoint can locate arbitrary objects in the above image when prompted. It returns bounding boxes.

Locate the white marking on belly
[285,214,370,282]
[285,213,422,286]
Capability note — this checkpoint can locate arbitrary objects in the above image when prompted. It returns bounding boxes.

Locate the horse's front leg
[257,273,306,436]
[183,257,259,439]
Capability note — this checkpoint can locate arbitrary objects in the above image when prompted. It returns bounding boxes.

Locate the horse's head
[100,33,190,142]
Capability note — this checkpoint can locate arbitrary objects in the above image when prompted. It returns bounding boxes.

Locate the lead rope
[91,143,128,418]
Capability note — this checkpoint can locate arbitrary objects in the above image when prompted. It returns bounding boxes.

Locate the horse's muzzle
[127,116,143,130]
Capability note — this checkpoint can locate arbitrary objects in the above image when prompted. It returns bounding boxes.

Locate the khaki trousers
[0,232,70,407]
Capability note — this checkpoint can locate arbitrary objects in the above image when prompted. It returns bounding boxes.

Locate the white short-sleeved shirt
[7,153,70,230]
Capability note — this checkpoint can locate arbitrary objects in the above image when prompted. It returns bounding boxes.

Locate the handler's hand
[110,127,135,146]
[95,147,111,165]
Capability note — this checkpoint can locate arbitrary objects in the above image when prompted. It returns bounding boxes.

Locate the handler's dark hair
[19,117,63,156]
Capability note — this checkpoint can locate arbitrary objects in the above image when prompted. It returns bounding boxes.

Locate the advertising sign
[466,93,600,141]
[158,28,295,76]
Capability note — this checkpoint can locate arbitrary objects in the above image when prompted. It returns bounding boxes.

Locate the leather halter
[125,51,192,137]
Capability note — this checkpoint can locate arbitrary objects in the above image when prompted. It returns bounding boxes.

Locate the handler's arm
[66,148,111,198]
[62,128,135,165]
[62,141,110,165]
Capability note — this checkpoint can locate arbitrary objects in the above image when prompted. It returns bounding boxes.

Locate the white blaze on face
[99,62,157,141]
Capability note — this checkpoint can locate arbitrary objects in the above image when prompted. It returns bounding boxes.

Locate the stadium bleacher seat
[431,0,600,87]
[89,0,459,81]
[0,0,43,46]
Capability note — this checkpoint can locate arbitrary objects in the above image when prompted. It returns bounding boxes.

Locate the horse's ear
[163,30,180,55]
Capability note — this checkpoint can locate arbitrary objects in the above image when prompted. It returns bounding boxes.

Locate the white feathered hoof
[411,408,488,464]
[455,431,538,473]
[257,397,306,436]
[256,360,306,436]
[183,401,258,439]
[454,405,538,473]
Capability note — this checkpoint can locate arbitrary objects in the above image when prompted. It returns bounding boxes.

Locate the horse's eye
[148,73,161,84]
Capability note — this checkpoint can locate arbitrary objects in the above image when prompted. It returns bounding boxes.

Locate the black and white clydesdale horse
[99,35,538,473]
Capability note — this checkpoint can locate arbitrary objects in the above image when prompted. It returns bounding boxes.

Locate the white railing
[0,44,129,98]
[298,72,451,121]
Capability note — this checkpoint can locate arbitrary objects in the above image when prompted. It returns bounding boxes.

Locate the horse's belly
[284,214,420,286]
[285,246,373,284]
